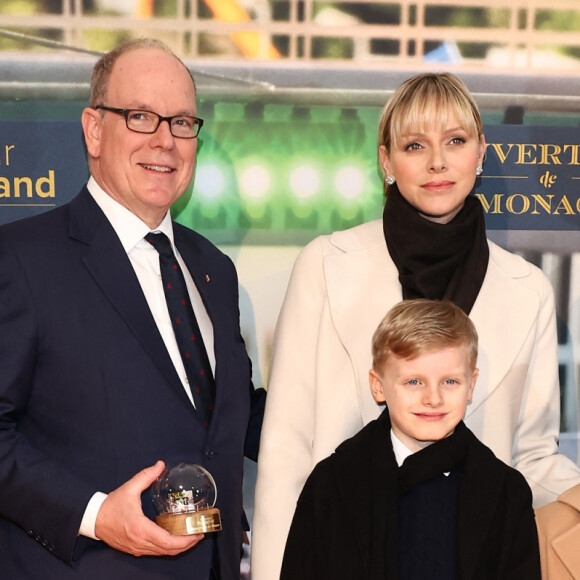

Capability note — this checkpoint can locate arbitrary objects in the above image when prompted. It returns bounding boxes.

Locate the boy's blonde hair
[378,72,482,157]
[372,299,478,372]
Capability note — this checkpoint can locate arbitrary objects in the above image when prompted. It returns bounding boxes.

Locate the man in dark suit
[0,38,263,579]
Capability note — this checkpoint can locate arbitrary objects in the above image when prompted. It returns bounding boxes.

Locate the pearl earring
[385,175,395,186]
[476,165,483,176]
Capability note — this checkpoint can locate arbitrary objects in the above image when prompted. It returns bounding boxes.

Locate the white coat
[252,219,580,580]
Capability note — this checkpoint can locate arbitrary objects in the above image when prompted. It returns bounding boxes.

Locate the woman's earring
[385,175,395,185]
[476,165,483,176]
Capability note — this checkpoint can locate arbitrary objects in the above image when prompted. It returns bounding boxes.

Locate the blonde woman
[252,73,580,580]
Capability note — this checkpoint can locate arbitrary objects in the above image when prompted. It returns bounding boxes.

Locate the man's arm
[0,231,95,563]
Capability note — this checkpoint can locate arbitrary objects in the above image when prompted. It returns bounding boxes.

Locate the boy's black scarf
[397,420,470,496]
[373,412,472,579]
[382,186,489,314]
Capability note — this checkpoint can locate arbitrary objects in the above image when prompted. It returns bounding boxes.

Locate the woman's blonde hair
[372,299,478,372]
[378,72,482,155]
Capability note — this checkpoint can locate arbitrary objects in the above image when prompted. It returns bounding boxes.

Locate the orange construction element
[203,0,280,59]
[136,0,154,19]
[134,0,279,59]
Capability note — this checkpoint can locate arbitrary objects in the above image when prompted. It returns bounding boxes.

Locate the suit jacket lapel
[68,188,193,409]
[172,227,221,368]
[173,226,226,418]
[173,227,210,321]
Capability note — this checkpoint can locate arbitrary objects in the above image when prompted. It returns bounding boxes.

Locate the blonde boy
[281,300,540,580]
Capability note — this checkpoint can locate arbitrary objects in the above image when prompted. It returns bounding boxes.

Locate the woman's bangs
[392,95,479,147]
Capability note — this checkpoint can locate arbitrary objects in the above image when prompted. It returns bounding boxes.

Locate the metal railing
[1,0,580,72]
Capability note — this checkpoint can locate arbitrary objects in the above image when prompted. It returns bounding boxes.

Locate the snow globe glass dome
[151,463,221,535]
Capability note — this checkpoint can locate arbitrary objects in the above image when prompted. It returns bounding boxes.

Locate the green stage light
[289,165,320,199]
[240,164,271,199]
[244,200,269,221]
[195,164,226,200]
[335,165,365,200]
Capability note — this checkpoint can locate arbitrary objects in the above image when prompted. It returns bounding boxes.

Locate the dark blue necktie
[146,232,215,428]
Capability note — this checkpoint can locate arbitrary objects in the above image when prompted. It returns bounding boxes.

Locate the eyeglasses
[94,105,204,139]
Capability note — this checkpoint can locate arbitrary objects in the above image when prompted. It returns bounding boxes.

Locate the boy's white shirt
[391,429,450,476]
[391,429,414,467]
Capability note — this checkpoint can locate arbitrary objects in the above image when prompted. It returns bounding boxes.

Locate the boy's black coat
[280,410,541,580]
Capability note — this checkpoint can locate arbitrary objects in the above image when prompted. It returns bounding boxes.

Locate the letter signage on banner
[3,120,578,234]
[478,125,580,231]
[0,121,87,226]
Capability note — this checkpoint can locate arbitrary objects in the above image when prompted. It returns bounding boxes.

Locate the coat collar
[324,220,540,425]
[467,246,539,416]
[549,485,580,576]
[551,523,580,578]
[558,484,580,511]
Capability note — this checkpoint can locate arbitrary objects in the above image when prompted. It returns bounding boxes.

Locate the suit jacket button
[205,448,214,459]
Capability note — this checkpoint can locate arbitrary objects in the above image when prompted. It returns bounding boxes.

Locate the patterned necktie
[146,232,215,428]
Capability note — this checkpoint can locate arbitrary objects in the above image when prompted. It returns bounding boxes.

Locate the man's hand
[95,460,203,557]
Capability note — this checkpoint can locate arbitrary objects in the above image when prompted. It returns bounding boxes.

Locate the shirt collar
[87,176,174,252]
[391,429,415,467]
[390,428,450,475]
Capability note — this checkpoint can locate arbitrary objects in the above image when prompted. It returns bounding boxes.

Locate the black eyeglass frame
[94,105,204,139]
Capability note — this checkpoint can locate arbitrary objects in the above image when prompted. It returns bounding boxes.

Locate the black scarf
[397,420,470,495]
[382,186,489,314]
[378,412,472,579]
